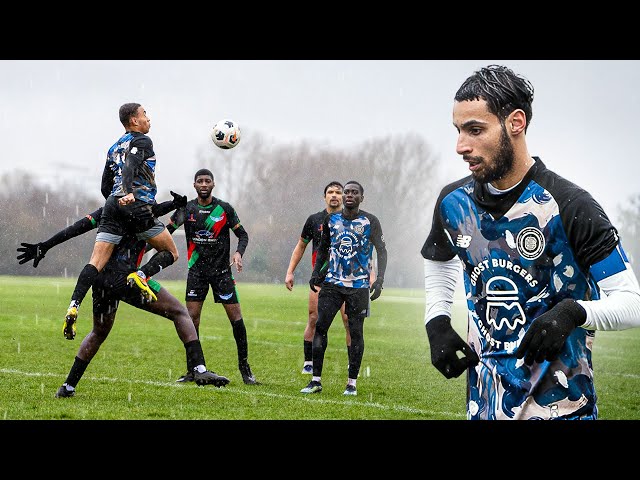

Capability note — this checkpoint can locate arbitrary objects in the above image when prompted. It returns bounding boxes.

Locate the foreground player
[167,169,258,385]
[17,193,230,397]
[302,181,387,396]
[285,181,352,374]
[63,103,180,341]
[421,64,640,420]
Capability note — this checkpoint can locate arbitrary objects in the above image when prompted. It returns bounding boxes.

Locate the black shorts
[317,282,370,326]
[185,268,239,304]
[97,195,162,241]
[92,269,162,315]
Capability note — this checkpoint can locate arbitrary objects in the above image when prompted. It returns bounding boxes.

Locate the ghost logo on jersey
[516,227,545,260]
[485,276,526,331]
[337,230,359,260]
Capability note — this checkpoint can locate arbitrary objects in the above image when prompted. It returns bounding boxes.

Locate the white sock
[312,376,321,383]
[347,378,356,387]
[194,364,206,373]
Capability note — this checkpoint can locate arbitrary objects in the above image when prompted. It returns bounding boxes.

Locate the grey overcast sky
[1,60,638,225]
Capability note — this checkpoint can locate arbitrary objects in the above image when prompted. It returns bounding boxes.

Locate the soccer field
[1,275,639,420]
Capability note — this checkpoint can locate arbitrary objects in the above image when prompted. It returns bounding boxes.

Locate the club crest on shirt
[516,227,545,260]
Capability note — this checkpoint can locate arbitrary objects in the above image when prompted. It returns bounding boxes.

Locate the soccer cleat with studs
[193,370,230,387]
[343,385,357,396]
[63,307,78,340]
[55,383,75,398]
[126,271,158,303]
[300,380,322,394]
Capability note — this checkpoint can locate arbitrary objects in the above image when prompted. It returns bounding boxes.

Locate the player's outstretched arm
[152,191,187,218]
[16,209,102,267]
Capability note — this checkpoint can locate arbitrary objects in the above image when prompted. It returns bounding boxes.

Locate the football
[211,119,241,149]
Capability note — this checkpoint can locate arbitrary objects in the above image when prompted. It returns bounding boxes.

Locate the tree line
[1,133,442,288]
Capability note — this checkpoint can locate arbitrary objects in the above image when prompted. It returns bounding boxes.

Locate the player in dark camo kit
[167,168,258,385]
[421,64,640,419]
[285,181,352,374]
[17,193,230,397]
[302,181,387,396]
[62,103,181,342]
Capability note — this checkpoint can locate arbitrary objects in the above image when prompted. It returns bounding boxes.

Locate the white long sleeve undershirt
[423,258,460,325]
[578,267,640,331]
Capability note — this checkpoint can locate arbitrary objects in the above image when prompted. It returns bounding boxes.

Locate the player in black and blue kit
[302,181,387,396]
[285,181,352,375]
[62,103,180,342]
[167,169,258,385]
[422,65,640,420]
[17,193,230,397]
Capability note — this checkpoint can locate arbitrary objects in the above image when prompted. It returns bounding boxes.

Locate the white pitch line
[0,368,463,419]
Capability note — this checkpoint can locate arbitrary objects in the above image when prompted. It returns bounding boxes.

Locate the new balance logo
[456,235,472,248]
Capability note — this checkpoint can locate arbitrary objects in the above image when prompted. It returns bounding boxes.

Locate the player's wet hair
[119,103,142,127]
[194,168,214,181]
[454,65,534,132]
[344,181,364,195]
[324,181,343,195]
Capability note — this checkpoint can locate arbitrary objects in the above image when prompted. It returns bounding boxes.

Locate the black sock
[304,340,312,362]
[71,264,99,306]
[65,356,90,388]
[185,339,205,372]
[347,345,352,365]
[139,250,174,278]
[231,318,248,363]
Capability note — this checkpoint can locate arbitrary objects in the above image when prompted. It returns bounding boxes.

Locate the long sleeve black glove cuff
[556,298,587,327]
[425,314,453,338]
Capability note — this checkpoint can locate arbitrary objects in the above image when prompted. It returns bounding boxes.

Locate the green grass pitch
[1,275,639,420]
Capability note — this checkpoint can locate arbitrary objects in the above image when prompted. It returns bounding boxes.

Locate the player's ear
[509,110,526,135]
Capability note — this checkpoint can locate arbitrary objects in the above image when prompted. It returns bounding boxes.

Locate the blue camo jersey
[102,131,157,204]
[321,210,385,288]
[422,158,620,420]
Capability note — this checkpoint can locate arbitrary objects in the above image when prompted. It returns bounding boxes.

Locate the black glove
[309,273,322,292]
[17,242,49,268]
[426,315,479,379]
[170,191,188,209]
[515,299,586,366]
[369,279,383,301]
